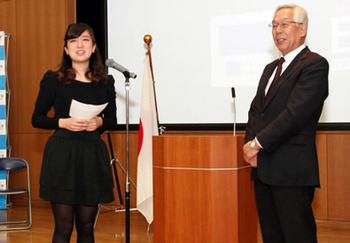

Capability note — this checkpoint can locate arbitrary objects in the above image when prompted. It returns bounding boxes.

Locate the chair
[0,157,32,230]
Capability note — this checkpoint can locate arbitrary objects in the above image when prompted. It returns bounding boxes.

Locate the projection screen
[107,0,350,126]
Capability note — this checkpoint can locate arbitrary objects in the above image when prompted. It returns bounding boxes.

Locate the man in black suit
[243,4,329,243]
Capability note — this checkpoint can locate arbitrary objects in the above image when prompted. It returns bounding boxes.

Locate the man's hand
[243,139,261,168]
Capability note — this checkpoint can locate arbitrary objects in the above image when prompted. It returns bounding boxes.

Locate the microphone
[105,59,137,79]
[231,87,236,136]
[231,87,236,99]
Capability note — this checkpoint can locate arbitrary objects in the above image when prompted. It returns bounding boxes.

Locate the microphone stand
[123,71,134,243]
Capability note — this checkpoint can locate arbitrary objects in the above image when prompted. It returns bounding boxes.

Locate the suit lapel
[264,47,310,107]
[258,60,279,105]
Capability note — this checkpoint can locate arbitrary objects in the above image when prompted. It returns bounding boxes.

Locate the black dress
[32,71,117,206]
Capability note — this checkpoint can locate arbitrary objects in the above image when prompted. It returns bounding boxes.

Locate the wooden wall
[1,0,350,223]
[0,0,75,207]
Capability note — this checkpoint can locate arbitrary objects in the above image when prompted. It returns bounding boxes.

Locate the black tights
[51,203,99,243]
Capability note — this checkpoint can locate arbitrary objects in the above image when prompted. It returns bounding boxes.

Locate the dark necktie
[265,57,285,102]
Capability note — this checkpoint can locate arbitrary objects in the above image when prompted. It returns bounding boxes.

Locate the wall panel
[15,0,73,133]
[327,133,350,221]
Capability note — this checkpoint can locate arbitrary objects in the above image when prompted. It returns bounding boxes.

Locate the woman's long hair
[57,23,107,84]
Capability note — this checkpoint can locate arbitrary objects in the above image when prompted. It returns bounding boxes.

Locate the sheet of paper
[69,99,108,119]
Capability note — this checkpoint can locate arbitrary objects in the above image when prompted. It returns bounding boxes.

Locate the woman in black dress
[32,23,117,243]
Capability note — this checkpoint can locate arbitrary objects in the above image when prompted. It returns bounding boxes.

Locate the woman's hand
[85,117,103,131]
[58,117,103,132]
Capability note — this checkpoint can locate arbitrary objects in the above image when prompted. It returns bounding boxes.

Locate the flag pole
[143,35,162,135]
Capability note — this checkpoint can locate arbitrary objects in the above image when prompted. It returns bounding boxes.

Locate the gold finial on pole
[144,34,152,44]
[144,34,153,51]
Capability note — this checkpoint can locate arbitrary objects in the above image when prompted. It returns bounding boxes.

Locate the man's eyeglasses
[268,21,303,29]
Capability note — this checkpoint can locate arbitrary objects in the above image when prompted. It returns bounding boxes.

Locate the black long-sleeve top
[32,71,117,132]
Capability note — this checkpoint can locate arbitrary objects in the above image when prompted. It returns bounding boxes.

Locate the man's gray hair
[275,4,308,24]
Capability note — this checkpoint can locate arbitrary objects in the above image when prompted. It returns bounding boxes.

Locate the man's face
[272,8,307,56]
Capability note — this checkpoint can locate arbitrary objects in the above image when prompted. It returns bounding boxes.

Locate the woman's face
[64,30,96,65]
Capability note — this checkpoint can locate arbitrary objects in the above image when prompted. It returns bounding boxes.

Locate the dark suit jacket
[245,46,329,187]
